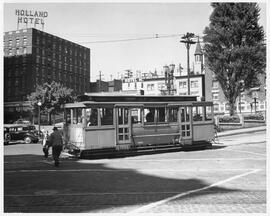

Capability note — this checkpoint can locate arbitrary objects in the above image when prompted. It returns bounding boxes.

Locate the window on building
[147,84,155,91]
[9,49,12,56]
[179,81,187,88]
[23,47,27,54]
[9,40,12,46]
[212,81,219,88]
[23,37,27,45]
[16,48,20,55]
[16,38,20,46]
[191,80,198,88]
[214,103,220,112]
[213,93,219,100]
[141,82,144,88]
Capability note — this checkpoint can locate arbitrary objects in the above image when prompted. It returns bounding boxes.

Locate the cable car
[63,95,214,158]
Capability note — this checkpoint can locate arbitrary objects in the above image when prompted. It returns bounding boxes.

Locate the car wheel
[5,133,11,142]
[24,137,32,144]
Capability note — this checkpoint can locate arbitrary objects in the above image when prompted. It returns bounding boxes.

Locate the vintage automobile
[4,124,39,144]
[13,119,31,125]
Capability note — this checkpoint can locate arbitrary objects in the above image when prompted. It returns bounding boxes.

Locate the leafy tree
[27,81,75,124]
[203,3,266,116]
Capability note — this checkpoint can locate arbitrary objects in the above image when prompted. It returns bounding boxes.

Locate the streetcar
[63,95,214,158]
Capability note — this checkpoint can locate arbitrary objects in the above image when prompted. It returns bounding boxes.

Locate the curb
[217,127,266,138]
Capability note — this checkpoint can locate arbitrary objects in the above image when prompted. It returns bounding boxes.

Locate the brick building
[4,28,91,123]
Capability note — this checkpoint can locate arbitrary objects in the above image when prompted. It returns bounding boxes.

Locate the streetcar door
[116,107,131,144]
[179,106,192,140]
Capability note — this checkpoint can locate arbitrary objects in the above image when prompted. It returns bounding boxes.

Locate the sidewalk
[217,125,266,137]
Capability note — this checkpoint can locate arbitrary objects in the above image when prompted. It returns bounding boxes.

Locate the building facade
[210,68,266,115]
[121,40,212,101]
[4,28,91,123]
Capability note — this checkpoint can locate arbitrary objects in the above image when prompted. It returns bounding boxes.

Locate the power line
[78,33,187,44]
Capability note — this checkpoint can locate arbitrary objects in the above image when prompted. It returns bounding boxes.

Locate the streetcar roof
[64,95,213,108]
[77,94,197,103]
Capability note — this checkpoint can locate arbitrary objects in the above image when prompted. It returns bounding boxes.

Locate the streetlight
[37,101,42,137]
[238,80,244,114]
[180,32,196,95]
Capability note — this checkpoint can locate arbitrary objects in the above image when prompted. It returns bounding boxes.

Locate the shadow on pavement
[4,153,240,213]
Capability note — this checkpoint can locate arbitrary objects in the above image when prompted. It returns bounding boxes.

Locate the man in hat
[47,127,63,167]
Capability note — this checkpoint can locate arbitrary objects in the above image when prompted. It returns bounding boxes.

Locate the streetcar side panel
[85,128,116,149]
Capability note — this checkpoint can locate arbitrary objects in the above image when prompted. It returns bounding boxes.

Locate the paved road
[4,131,266,213]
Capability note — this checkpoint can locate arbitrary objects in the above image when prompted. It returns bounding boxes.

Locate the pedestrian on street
[47,127,63,167]
[42,130,50,158]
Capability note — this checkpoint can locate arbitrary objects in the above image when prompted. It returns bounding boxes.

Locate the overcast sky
[3,1,267,81]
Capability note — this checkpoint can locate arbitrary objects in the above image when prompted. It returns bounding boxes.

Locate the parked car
[4,124,39,144]
[4,126,11,145]
[13,119,31,125]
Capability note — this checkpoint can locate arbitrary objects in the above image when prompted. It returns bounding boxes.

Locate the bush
[244,113,264,121]
[219,115,240,123]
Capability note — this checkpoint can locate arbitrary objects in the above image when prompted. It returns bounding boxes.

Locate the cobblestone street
[4,131,266,213]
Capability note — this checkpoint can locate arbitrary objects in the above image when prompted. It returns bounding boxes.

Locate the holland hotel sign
[15,9,48,27]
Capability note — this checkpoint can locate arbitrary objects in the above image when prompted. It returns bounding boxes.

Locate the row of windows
[5,47,28,56]
[34,37,88,59]
[126,81,199,91]
[35,56,89,70]
[214,103,265,112]
[179,80,199,88]
[34,48,89,64]
[4,37,28,47]
[66,105,213,127]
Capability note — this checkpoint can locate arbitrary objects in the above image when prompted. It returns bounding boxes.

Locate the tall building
[4,28,91,123]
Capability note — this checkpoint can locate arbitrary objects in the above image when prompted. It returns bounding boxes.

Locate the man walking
[48,127,63,167]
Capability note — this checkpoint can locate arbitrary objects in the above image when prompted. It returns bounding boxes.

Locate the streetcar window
[205,105,213,121]
[157,107,166,123]
[168,107,178,122]
[100,108,114,125]
[86,108,98,126]
[131,108,142,124]
[144,108,155,123]
[193,106,203,121]
[65,109,71,125]
[73,108,83,124]
[118,108,128,125]
[180,107,190,122]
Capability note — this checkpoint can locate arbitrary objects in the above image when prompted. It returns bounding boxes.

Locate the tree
[27,81,75,124]
[203,3,266,116]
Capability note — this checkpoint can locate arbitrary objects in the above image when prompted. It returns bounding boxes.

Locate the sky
[3,1,267,82]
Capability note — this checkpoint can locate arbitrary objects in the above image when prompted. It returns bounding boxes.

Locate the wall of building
[4,28,91,103]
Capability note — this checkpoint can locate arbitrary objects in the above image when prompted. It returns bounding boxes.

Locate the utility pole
[180,32,196,95]
[98,71,104,92]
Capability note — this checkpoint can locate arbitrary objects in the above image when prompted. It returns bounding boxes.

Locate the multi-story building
[4,28,91,123]
[210,68,266,115]
[121,40,212,101]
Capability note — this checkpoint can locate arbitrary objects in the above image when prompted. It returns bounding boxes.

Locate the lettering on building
[15,9,48,29]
